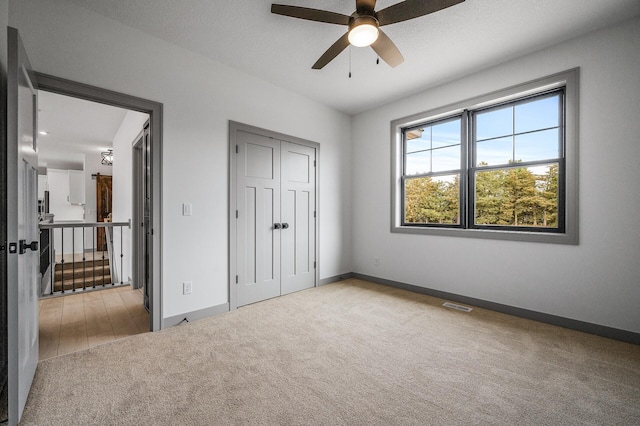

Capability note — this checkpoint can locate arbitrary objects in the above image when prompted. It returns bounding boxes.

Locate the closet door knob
[273,223,282,229]
[282,223,289,229]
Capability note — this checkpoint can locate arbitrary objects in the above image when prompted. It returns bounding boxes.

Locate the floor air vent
[442,302,473,312]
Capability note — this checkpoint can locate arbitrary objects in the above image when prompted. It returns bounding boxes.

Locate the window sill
[391,225,578,245]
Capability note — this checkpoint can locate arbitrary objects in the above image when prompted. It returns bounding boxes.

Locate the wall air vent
[442,302,473,312]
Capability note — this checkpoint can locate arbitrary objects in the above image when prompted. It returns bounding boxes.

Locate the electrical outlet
[183,281,192,295]
[374,258,380,266]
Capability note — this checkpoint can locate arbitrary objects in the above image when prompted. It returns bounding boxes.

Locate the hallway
[38,286,149,360]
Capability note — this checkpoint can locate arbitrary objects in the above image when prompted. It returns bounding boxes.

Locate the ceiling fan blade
[356,0,377,14]
[312,33,350,69]
[377,0,464,26]
[271,4,350,25]
[370,29,404,67]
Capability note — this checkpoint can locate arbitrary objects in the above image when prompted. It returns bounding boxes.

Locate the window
[404,117,462,226]
[391,69,578,244]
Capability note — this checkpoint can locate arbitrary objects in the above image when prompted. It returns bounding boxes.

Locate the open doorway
[36,89,151,359]
[35,73,163,334]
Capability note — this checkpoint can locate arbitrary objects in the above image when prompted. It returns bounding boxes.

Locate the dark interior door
[96,174,112,251]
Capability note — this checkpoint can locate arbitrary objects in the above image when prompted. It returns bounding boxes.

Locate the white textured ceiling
[63,0,640,115]
[37,91,128,169]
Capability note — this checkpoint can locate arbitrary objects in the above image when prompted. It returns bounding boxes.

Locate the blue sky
[405,94,560,175]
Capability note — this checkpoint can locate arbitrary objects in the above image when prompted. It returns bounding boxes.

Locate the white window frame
[390,69,579,244]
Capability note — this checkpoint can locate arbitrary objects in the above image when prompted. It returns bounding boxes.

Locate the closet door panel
[236,131,281,306]
[281,141,316,295]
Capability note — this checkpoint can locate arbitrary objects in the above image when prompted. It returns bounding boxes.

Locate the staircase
[40,222,130,297]
[54,255,112,292]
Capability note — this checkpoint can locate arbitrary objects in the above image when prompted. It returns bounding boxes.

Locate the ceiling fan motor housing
[348,15,380,47]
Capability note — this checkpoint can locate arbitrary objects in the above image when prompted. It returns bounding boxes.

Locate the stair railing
[38,221,130,297]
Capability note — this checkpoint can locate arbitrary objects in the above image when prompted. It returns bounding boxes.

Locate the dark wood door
[96,174,112,251]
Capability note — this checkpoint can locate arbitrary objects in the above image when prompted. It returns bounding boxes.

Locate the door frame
[132,123,151,312]
[132,133,144,292]
[228,121,320,310]
[34,72,163,331]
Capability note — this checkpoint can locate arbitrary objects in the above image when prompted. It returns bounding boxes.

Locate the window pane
[475,164,559,228]
[476,137,512,166]
[432,145,460,172]
[405,175,460,224]
[406,133,430,154]
[515,95,560,134]
[515,129,559,162]
[476,106,512,141]
[432,120,460,148]
[405,151,430,175]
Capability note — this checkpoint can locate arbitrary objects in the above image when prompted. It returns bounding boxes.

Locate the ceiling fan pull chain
[349,46,352,78]
[376,56,380,65]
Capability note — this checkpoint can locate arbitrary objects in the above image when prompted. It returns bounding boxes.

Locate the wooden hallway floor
[39,286,149,361]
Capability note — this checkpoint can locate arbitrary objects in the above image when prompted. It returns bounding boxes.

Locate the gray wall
[351,17,640,334]
[9,0,353,321]
[5,0,639,339]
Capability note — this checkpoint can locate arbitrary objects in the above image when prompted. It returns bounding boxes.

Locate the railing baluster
[102,228,106,287]
[110,227,115,286]
[60,229,65,294]
[82,227,86,291]
[120,225,124,284]
[93,226,96,289]
[50,228,54,295]
[72,227,76,292]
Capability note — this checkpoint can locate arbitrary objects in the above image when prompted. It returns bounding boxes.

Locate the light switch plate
[183,281,192,295]
[182,203,192,216]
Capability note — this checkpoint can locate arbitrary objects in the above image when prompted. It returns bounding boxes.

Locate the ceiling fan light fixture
[348,16,379,47]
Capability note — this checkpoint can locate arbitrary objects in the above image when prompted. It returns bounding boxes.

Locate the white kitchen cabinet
[68,170,85,205]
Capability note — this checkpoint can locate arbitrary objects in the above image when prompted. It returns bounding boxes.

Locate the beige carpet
[20,279,640,425]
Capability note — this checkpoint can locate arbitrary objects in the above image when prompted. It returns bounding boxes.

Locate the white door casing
[7,27,39,425]
[230,122,318,309]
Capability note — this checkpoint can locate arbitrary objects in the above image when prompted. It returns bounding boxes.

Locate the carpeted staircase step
[54,263,110,281]
[53,258,113,292]
[55,257,110,269]
[53,275,113,292]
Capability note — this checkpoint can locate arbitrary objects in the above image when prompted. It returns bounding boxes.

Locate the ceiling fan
[271,0,465,70]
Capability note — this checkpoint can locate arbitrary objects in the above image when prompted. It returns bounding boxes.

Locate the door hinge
[313,160,316,167]
[313,211,316,218]
[235,275,238,284]
[314,261,316,269]
[235,144,238,154]
[236,210,238,219]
